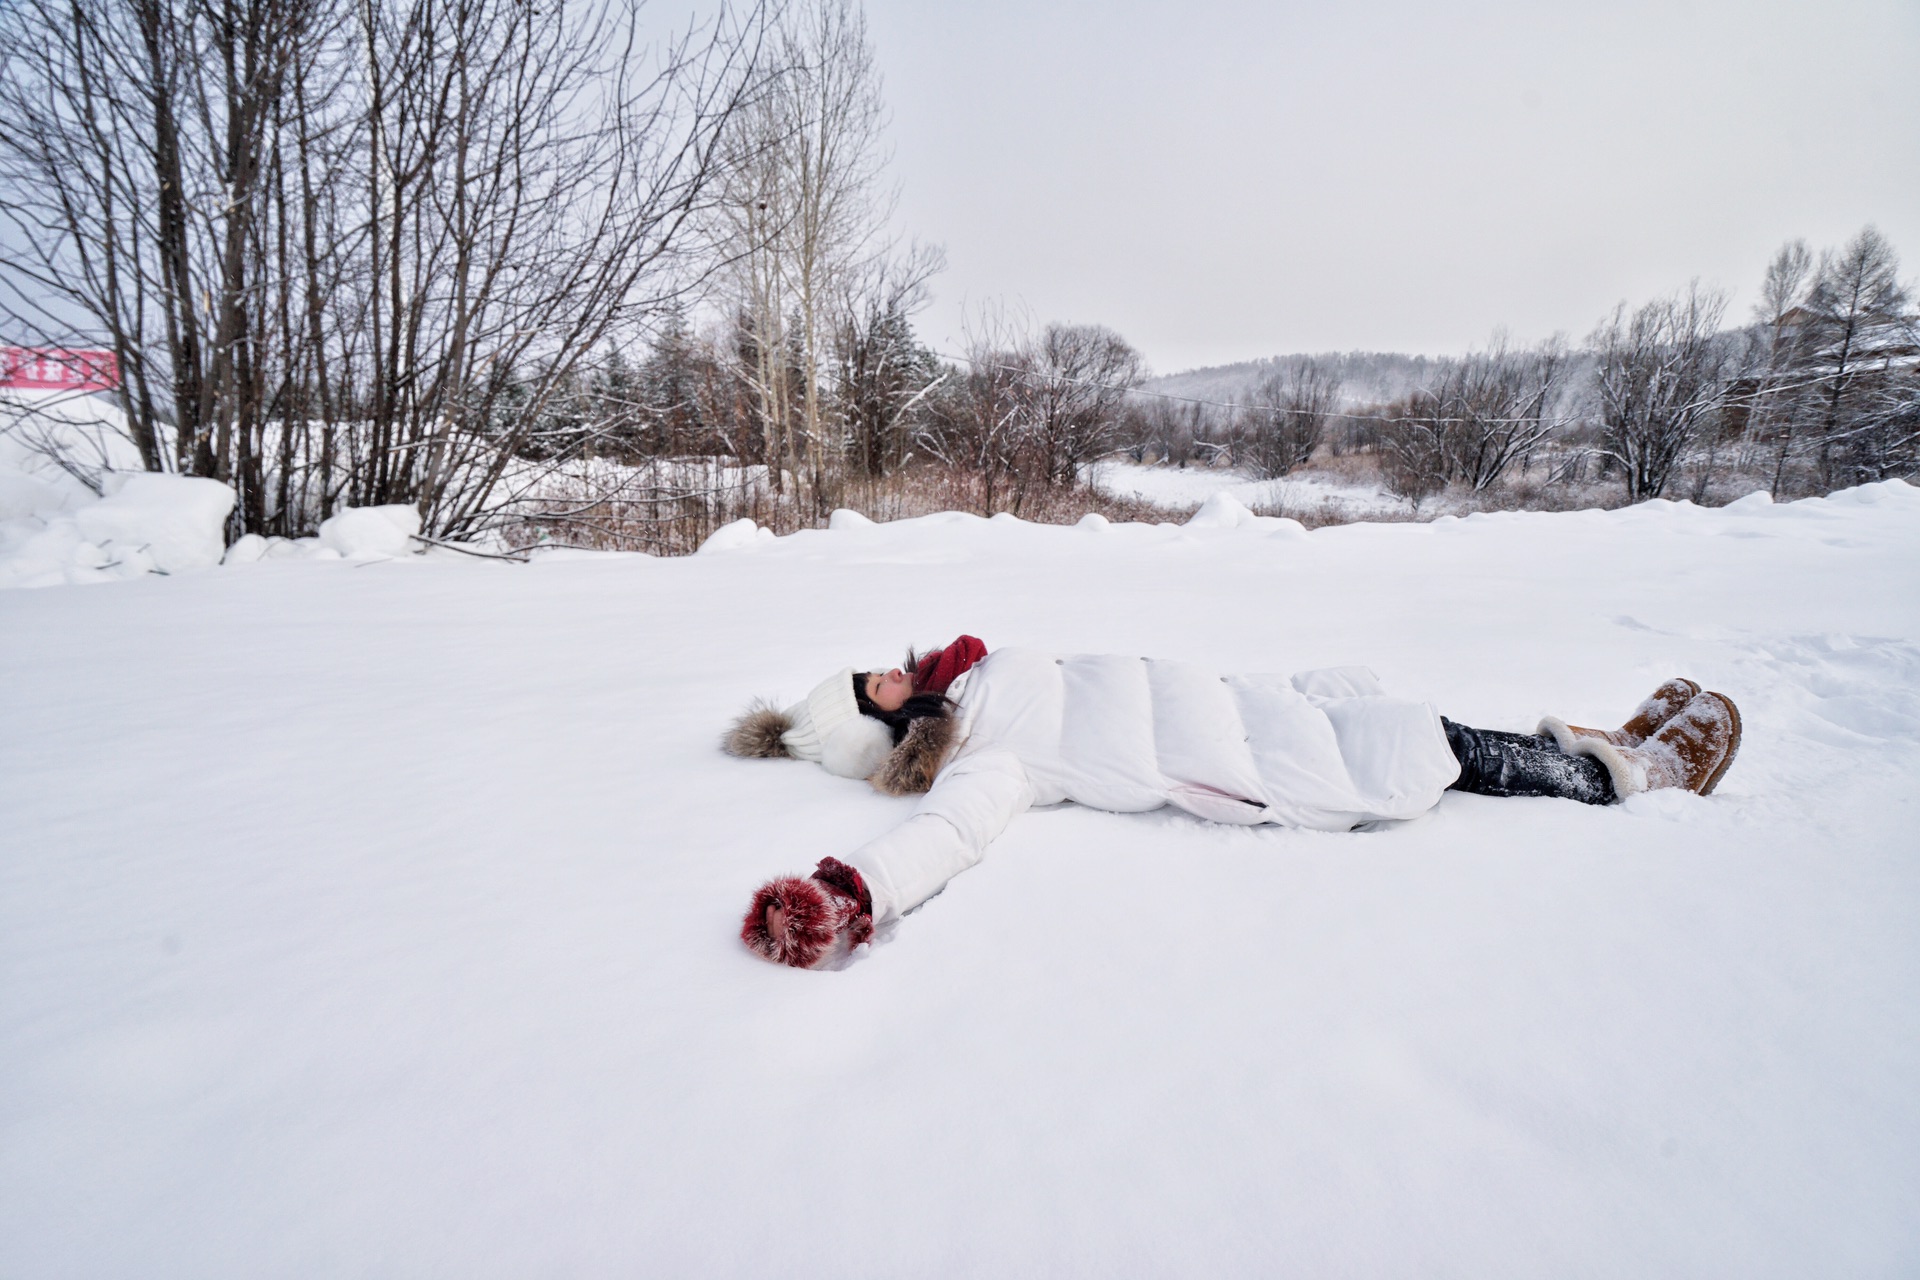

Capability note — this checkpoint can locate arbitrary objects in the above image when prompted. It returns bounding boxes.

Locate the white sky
[862,0,1920,374]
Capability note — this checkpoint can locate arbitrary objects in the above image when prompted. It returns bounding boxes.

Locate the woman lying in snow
[724,636,1742,969]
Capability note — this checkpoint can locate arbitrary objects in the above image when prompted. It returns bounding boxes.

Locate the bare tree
[1370,336,1566,500]
[956,366,1020,510]
[1021,322,1143,488]
[1115,395,1213,469]
[1240,356,1341,478]
[716,0,891,516]
[1744,239,1819,496]
[917,317,1027,514]
[0,0,337,488]
[1591,283,1733,501]
[1375,405,1448,507]
[1432,336,1566,491]
[1734,229,1919,495]
[1802,227,1914,486]
[834,243,944,478]
[1757,240,1815,339]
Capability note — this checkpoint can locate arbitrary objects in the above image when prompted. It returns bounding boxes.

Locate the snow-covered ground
[4,483,1919,1277]
[1090,457,1409,521]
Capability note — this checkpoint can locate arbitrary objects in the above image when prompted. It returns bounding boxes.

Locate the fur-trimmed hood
[868,713,958,796]
[723,698,959,795]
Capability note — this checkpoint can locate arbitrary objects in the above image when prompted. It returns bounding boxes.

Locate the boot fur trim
[1535,715,1635,753]
[1536,715,1582,755]
[868,713,958,796]
[724,700,794,759]
[1553,731,1648,798]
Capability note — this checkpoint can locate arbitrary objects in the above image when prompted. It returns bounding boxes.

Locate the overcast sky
[860,0,1920,375]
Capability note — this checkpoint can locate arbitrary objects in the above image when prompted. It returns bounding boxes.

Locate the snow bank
[0,392,444,584]
[0,468,74,522]
[78,474,234,569]
[3,382,1887,593]
[317,504,421,558]
[1184,490,1309,537]
[0,470,430,586]
[0,472,234,588]
[0,393,231,586]
[696,516,777,553]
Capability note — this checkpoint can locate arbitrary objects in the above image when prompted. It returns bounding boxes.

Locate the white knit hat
[779,668,894,779]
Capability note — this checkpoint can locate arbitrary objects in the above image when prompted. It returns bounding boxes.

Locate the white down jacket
[844,648,1462,925]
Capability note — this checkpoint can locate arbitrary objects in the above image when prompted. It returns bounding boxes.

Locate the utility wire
[924,347,1861,428]
[510,340,1883,431]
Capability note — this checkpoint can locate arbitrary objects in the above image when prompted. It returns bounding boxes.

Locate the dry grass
[503,444,1853,558]
[1298,448,1387,485]
[507,461,1198,555]
[837,466,1195,527]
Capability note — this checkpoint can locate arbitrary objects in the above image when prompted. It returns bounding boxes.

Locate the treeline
[504,307,1147,547]
[514,222,1918,548]
[1126,228,1918,509]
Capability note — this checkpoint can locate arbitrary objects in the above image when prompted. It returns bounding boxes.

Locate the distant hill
[1147,348,1603,412]
[1145,352,1440,408]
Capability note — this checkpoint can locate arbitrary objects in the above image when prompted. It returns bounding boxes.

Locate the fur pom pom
[869,713,957,796]
[740,875,857,968]
[724,700,793,759]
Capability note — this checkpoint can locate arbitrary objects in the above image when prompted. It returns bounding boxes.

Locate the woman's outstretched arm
[740,748,1033,968]
[846,747,1032,925]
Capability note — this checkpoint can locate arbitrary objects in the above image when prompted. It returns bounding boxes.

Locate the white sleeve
[844,749,1033,924]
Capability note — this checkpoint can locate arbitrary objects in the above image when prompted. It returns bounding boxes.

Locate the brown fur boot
[1539,677,1701,751]
[1560,691,1742,798]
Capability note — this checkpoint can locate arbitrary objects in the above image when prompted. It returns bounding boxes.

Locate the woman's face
[864,667,914,712]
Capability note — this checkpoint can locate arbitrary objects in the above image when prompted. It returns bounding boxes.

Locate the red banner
[1,347,120,391]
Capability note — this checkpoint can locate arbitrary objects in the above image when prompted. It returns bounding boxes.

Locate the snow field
[2,482,1918,1276]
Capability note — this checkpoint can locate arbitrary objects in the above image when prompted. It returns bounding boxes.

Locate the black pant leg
[1461,724,1557,751]
[1443,717,1616,806]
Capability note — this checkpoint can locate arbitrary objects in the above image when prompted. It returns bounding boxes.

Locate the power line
[926,346,1569,428]
[925,347,1861,428]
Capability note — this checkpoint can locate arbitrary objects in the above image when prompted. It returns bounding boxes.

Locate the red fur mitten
[740,859,875,968]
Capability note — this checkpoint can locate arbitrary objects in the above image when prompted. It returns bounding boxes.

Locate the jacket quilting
[846,649,1458,924]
